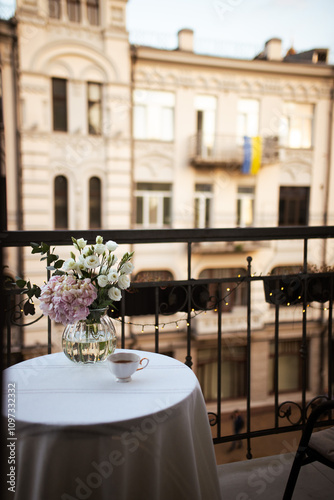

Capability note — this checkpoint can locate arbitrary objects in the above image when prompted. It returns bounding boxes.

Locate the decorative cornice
[134,65,333,99]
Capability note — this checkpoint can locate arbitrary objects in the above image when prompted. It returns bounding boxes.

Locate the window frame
[133,90,175,142]
[268,339,309,394]
[87,0,100,25]
[194,184,213,228]
[135,182,172,228]
[236,98,260,144]
[199,268,248,313]
[279,186,310,226]
[197,344,247,401]
[67,0,81,23]
[236,186,255,227]
[280,102,314,149]
[52,78,67,132]
[54,175,68,229]
[87,82,102,135]
[49,0,61,19]
[89,176,102,229]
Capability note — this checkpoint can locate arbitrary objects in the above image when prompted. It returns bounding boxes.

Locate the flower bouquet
[16,236,134,364]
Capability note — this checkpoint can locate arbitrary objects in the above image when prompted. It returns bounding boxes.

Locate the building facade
[1,0,334,409]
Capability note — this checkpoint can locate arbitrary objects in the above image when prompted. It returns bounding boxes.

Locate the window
[280,102,314,149]
[194,184,212,228]
[199,268,247,313]
[88,82,102,135]
[237,186,254,227]
[49,0,61,18]
[54,175,68,229]
[197,345,247,401]
[195,95,217,157]
[135,183,172,228]
[67,0,81,22]
[89,177,101,229]
[52,78,67,132]
[87,0,99,25]
[237,99,259,143]
[279,186,310,226]
[269,339,308,393]
[133,90,174,141]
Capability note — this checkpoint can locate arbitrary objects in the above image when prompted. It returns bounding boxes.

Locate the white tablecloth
[3,350,221,500]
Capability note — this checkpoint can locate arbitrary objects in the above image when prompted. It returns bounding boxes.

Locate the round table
[2,350,221,500]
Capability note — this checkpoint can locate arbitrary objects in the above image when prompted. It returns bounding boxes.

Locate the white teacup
[107,352,149,383]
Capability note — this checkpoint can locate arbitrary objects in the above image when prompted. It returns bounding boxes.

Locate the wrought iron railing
[188,133,279,168]
[1,226,334,457]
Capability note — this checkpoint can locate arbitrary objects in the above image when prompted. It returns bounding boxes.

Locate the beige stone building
[1,0,334,410]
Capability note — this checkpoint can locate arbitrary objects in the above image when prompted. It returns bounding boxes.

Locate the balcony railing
[189,133,279,169]
[1,226,334,458]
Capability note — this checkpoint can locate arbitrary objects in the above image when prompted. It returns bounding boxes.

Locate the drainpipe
[319,79,334,393]
[322,82,334,250]
[129,44,137,230]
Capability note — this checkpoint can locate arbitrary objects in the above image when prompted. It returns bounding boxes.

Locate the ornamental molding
[135,149,174,181]
[134,66,330,99]
[279,157,312,182]
[28,40,118,82]
[20,83,48,94]
[134,141,174,155]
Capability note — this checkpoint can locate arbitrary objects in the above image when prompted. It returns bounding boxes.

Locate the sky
[127,0,334,62]
[1,0,334,62]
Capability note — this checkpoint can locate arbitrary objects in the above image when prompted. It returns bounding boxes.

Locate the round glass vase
[62,309,117,364]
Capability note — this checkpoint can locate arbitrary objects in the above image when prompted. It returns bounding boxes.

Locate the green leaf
[40,242,50,254]
[54,259,64,269]
[15,279,27,288]
[47,254,59,265]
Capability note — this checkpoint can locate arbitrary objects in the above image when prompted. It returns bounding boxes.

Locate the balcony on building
[189,134,280,170]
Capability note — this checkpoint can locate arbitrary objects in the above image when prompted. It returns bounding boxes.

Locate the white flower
[76,238,87,250]
[96,236,103,244]
[118,274,130,290]
[85,255,100,269]
[108,269,119,283]
[97,275,109,288]
[121,262,134,274]
[82,246,92,257]
[63,258,76,272]
[108,287,122,301]
[106,240,118,252]
[94,243,106,255]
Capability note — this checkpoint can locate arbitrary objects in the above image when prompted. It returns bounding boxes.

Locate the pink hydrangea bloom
[39,275,97,325]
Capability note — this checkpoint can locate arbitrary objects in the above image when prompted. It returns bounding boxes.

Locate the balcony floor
[217,453,334,499]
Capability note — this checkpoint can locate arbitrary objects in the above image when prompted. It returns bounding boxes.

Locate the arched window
[199,268,247,312]
[54,175,68,229]
[89,176,101,228]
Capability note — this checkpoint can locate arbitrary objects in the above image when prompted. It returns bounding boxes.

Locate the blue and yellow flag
[242,136,262,174]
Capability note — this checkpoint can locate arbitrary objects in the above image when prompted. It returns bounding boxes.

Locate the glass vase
[62,309,117,364]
